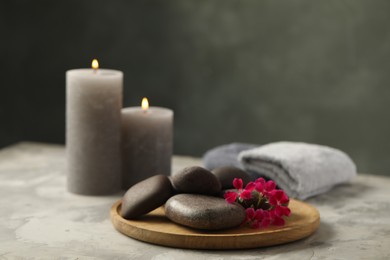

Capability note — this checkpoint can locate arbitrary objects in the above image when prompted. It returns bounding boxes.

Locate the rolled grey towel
[202,143,258,170]
[238,141,357,200]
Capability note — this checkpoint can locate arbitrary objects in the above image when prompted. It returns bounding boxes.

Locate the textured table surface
[0,142,389,259]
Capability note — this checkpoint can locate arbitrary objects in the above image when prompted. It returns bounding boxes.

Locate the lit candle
[122,98,173,189]
[66,59,123,195]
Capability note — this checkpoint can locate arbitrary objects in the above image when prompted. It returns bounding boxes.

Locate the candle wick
[93,69,98,74]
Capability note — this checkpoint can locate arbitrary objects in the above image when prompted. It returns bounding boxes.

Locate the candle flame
[141,97,149,111]
[91,59,99,70]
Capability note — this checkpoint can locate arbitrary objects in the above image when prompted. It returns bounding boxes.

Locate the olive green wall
[1,0,390,175]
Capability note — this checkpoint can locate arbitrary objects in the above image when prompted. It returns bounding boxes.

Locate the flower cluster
[224,178,291,229]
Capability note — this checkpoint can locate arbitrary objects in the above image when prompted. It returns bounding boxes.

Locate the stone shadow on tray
[135,209,167,223]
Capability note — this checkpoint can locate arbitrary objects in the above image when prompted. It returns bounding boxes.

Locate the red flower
[255,178,276,196]
[224,191,238,203]
[269,209,286,226]
[224,178,254,203]
[244,208,272,229]
[245,181,256,191]
[253,209,271,228]
[274,205,291,217]
[245,207,255,222]
[269,190,289,207]
[239,189,252,200]
[269,190,290,217]
[233,178,243,190]
[225,177,291,229]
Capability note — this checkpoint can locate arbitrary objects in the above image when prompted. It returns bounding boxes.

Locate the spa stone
[212,166,251,189]
[121,175,173,219]
[171,166,221,195]
[165,194,246,230]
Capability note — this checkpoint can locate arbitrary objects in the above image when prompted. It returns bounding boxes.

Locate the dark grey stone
[171,166,221,195]
[212,166,252,189]
[121,175,173,219]
[165,194,246,230]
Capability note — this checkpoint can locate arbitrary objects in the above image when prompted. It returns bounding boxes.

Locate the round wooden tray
[110,199,320,250]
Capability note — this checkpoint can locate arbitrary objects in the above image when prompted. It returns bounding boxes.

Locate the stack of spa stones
[120,166,251,230]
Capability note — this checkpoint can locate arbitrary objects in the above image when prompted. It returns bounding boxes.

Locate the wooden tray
[110,199,320,250]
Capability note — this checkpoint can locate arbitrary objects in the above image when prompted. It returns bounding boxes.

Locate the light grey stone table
[0,142,389,260]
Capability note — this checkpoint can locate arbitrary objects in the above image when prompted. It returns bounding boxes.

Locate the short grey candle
[66,60,123,195]
[122,98,173,189]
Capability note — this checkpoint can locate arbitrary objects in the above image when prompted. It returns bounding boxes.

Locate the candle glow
[92,59,99,70]
[141,97,149,111]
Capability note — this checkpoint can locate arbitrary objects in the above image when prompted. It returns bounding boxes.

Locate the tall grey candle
[66,60,123,195]
[122,98,173,189]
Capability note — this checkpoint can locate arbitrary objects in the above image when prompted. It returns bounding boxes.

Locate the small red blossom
[245,207,255,222]
[255,179,276,196]
[274,205,291,217]
[233,178,243,190]
[224,177,291,229]
[239,189,252,200]
[244,208,272,229]
[269,209,285,226]
[224,191,238,203]
[269,190,289,207]
[245,181,256,192]
[254,209,272,228]
[224,178,254,203]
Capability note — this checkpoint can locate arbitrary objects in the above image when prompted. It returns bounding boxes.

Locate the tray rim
[110,199,320,249]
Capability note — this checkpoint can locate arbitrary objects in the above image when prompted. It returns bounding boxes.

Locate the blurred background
[1,0,390,175]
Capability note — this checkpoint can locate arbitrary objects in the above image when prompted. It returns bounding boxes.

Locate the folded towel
[238,141,357,200]
[202,143,258,170]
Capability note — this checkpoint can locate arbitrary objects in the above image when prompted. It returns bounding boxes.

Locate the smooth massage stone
[212,166,251,189]
[171,166,221,195]
[165,194,246,230]
[121,175,173,219]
